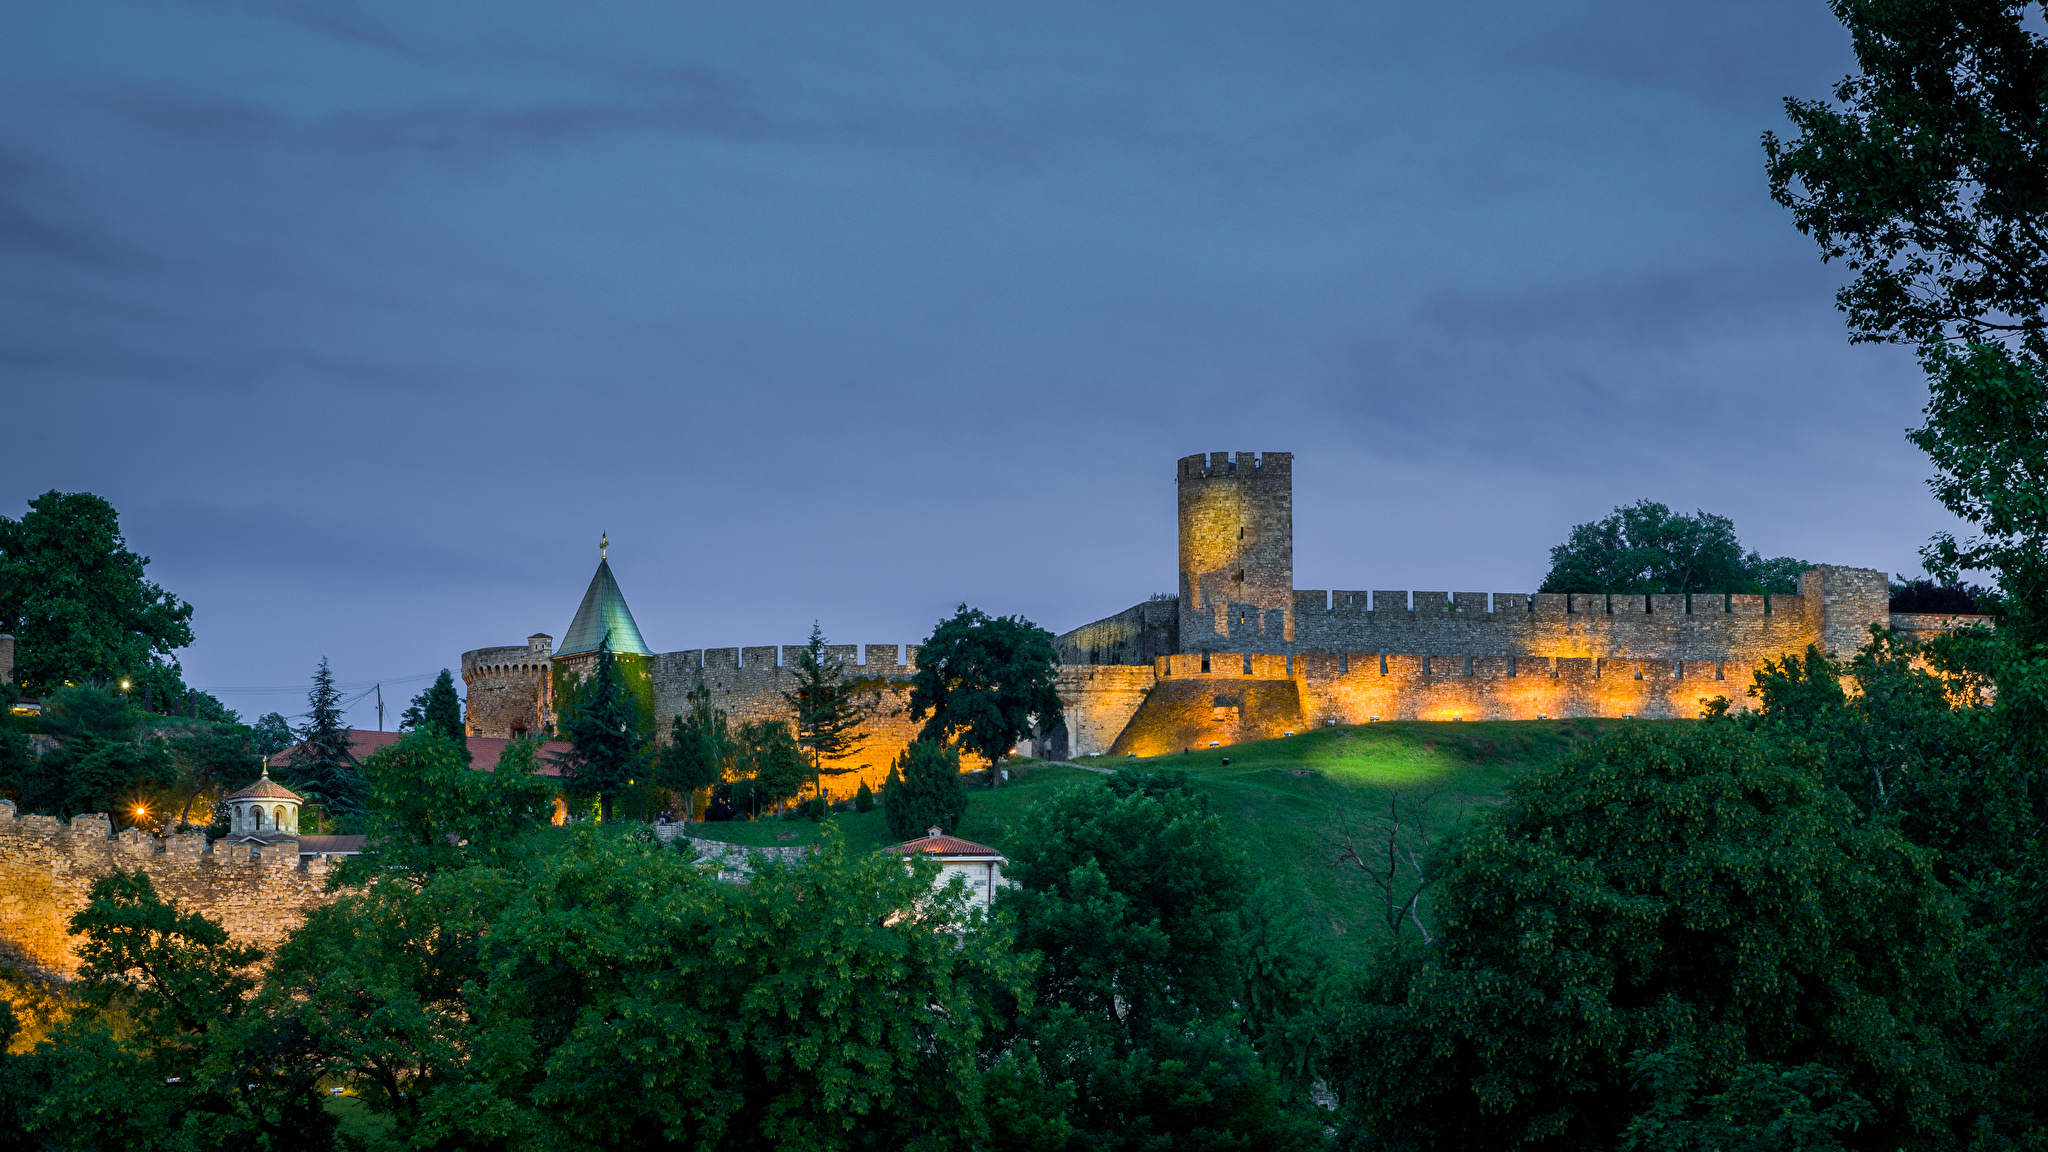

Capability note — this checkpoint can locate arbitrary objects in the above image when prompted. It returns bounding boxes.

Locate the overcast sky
[0,1,1950,726]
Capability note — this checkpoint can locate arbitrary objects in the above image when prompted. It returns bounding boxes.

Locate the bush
[882,741,967,841]
[855,780,875,813]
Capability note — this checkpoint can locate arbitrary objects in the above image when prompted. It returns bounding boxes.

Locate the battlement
[654,643,925,677]
[1176,451,1293,481]
[0,802,342,980]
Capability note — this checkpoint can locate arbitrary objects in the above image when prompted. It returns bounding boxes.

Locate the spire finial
[600,532,608,561]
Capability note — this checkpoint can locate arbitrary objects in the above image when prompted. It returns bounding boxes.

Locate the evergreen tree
[556,637,649,822]
[656,681,728,822]
[783,623,880,802]
[284,658,364,820]
[401,670,469,764]
[907,605,1063,787]
[881,740,968,840]
[731,719,807,819]
[855,780,874,813]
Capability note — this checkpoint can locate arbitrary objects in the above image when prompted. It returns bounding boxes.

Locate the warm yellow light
[134,807,147,817]
[120,680,131,690]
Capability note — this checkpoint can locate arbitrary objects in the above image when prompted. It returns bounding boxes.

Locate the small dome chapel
[224,766,302,839]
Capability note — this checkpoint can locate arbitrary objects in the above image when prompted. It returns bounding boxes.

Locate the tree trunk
[599,793,612,823]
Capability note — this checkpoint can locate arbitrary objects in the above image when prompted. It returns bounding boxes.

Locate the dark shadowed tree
[555,636,649,822]
[656,681,728,822]
[908,604,1062,786]
[731,718,807,818]
[880,739,968,840]
[248,711,294,758]
[284,658,364,821]
[1538,500,1806,595]
[401,669,469,764]
[783,623,880,802]
[0,491,194,697]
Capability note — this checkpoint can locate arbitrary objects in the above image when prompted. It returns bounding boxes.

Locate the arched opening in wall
[1201,651,1211,673]
[273,805,285,828]
[252,806,264,830]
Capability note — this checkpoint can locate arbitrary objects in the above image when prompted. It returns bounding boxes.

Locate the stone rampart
[0,802,340,981]
[462,636,555,739]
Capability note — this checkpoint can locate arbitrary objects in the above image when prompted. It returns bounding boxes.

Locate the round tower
[1177,451,1294,653]
[461,633,555,739]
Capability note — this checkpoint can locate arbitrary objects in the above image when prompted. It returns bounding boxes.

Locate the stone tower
[1177,451,1294,653]
[461,633,555,739]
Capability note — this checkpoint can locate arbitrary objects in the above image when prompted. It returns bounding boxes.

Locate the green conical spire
[557,537,652,657]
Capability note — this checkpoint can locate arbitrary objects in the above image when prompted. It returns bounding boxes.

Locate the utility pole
[376,684,384,732]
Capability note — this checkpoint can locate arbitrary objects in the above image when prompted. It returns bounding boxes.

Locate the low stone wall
[651,824,811,882]
[0,802,340,981]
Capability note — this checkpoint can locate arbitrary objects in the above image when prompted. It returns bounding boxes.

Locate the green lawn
[682,720,1681,959]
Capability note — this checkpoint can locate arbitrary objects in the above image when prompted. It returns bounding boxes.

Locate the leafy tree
[555,636,650,823]
[881,739,968,840]
[165,723,259,832]
[1327,723,1969,1151]
[0,491,194,697]
[283,657,364,821]
[337,730,557,887]
[1538,500,1806,595]
[400,669,469,761]
[995,770,1329,1150]
[248,712,294,759]
[783,623,880,801]
[1890,575,1994,615]
[656,681,729,822]
[908,604,1063,786]
[730,718,807,818]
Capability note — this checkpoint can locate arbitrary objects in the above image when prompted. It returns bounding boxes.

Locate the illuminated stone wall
[1052,666,1158,757]
[1178,451,1295,651]
[0,804,340,981]
[461,635,555,738]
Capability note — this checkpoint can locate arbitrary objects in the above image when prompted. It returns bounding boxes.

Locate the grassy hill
[689,718,1674,960]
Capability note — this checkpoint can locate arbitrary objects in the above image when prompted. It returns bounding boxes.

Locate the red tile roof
[225,774,303,802]
[268,730,572,776]
[885,833,1007,859]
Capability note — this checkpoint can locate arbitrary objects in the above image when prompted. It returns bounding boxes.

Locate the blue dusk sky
[0,1,1951,726]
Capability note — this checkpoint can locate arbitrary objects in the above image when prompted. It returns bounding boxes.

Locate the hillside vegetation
[691,719,1656,955]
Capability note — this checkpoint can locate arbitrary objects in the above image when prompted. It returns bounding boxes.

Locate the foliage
[996,770,1330,1150]
[554,637,650,822]
[730,717,808,817]
[400,669,468,761]
[655,681,728,820]
[1889,576,1995,615]
[248,712,293,759]
[908,603,1063,785]
[783,623,882,798]
[881,739,968,840]
[855,779,875,812]
[283,658,364,819]
[1327,723,1969,1151]
[0,491,195,697]
[165,723,261,832]
[1538,499,1805,595]
[335,730,557,887]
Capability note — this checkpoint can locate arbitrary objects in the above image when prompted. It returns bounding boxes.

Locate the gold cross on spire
[600,532,608,560]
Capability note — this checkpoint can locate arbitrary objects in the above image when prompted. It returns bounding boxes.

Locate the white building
[885,827,1012,911]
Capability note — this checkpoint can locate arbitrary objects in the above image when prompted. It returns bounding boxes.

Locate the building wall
[0,634,13,686]
[1053,599,1178,667]
[1053,666,1158,757]
[462,636,556,738]
[0,804,340,981]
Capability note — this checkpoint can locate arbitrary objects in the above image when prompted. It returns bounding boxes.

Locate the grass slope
[689,720,1681,958]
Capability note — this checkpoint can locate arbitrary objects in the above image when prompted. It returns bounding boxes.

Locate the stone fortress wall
[461,635,557,739]
[0,801,340,981]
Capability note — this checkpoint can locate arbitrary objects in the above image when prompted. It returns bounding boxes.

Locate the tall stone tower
[1177,451,1294,653]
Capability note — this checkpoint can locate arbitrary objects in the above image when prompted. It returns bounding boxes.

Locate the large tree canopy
[1538,500,1807,595]
[0,491,194,695]
[908,604,1062,783]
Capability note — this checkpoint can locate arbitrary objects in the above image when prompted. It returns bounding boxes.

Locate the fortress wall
[1054,599,1179,667]
[1054,666,1159,758]
[1289,652,1752,724]
[648,643,954,795]
[0,804,340,981]
[462,642,555,738]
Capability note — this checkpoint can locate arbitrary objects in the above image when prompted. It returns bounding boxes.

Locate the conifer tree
[882,740,968,841]
[656,681,727,822]
[556,636,649,822]
[284,658,364,820]
[731,719,807,819]
[783,624,880,802]
[401,670,469,764]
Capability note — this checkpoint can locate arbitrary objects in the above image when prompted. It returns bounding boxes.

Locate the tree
[1538,500,1806,595]
[731,718,807,818]
[994,770,1329,1150]
[248,711,293,758]
[908,604,1063,786]
[1327,723,1969,1151]
[555,637,650,823]
[401,669,468,761]
[337,730,557,887]
[1890,575,1994,614]
[283,657,364,821]
[881,739,969,840]
[1326,783,1463,942]
[783,623,880,802]
[0,491,194,697]
[855,780,875,812]
[656,681,728,822]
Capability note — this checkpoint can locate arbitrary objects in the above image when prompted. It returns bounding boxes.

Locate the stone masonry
[0,802,341,981]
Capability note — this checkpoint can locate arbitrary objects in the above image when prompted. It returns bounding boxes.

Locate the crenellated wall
[0,803,341,981]
[462,635,557,739]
